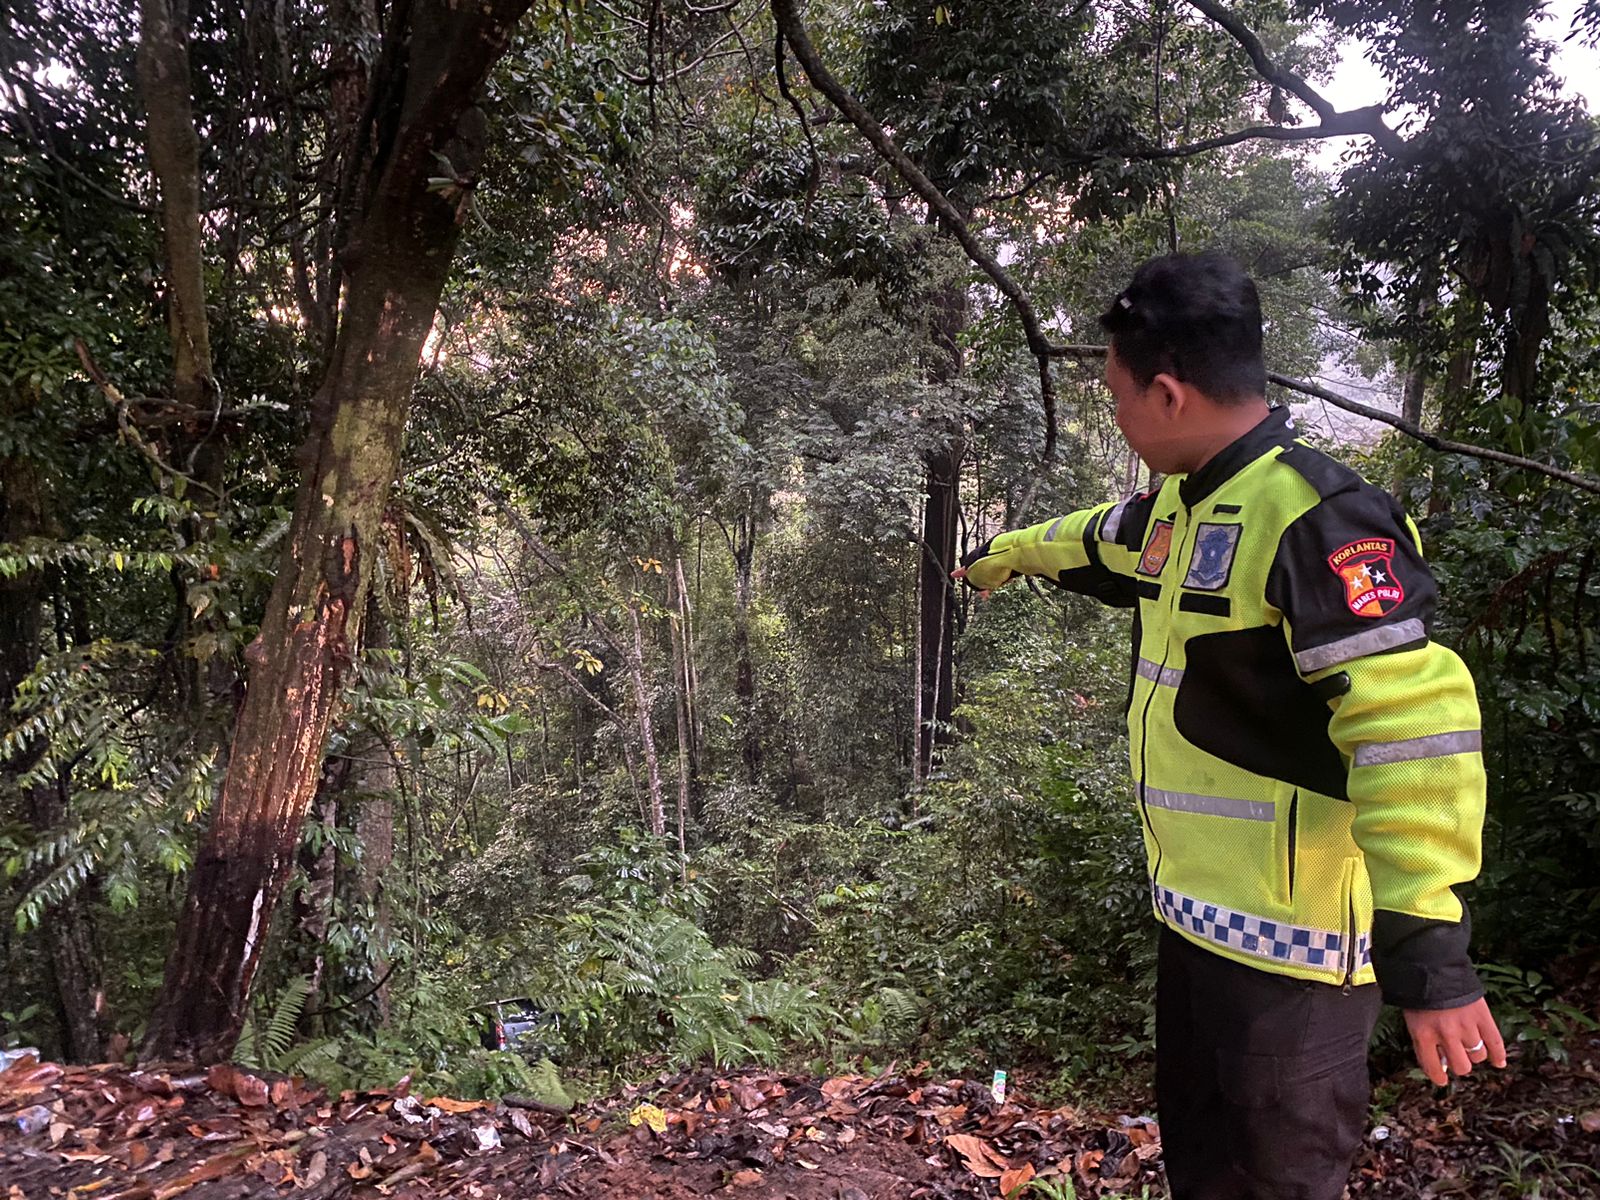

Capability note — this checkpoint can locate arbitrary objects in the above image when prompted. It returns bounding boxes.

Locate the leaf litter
[3,1030,1598,1199]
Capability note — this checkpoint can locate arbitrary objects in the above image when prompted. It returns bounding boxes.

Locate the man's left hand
[1403,997,1507,1086]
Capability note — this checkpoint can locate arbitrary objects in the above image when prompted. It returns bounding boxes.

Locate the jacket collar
[1178,405,1295,508]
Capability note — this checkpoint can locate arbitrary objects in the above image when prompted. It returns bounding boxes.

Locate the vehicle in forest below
[476,998,562,1061]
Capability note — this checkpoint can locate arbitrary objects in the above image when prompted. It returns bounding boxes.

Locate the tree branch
[769,1,1594,501]
[1185,0,1405,156]
[1055,343,1600,496]
[769,0,1058,517]
[73,339,225,500]
[1124,113,1396,161]
[1266,370,1600,496]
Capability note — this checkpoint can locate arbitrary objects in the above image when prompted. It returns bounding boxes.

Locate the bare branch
[774,30,821,211]
[1126,113,1396,161]
[73,339,225,500]
[1185,0,1406,155]
[1267,370,1600,496]
[1050,342,1600,496]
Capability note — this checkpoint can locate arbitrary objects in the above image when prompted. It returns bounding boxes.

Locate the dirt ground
[3,1030,1597,1199]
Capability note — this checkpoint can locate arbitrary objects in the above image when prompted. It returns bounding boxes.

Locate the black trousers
[1156,927,1383,1200]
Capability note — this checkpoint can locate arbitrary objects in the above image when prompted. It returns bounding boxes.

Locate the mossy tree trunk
[140,0,531,1064]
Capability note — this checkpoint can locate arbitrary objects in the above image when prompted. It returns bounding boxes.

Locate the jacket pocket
[1338,856,1374,985]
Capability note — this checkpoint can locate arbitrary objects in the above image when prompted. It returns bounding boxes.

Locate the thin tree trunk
[1394,359,1428,498]
[916,240,967,775]
[911,523,924,789]
[350,598,396,1020]
[673,556,701,797]
[291,771,342,1027]
[141,0,531,1063]
[918,445,959,772]
[668,591,691,877]
[138,0,214,420]
[730,504,764,783]
[138,0,238,716]
[626,601,666,837]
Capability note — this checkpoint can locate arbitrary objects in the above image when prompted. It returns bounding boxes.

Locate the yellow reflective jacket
[963,409,1485,1007]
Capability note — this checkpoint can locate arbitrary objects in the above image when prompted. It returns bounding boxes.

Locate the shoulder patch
[1277,443,1362,500]
[1329,538,1406,617]
[1136,519,1175,576]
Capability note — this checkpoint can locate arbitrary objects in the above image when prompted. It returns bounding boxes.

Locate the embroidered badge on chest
[1183,523,1242,591]
[1137,520,1175,576]
[1328,538,1405,617]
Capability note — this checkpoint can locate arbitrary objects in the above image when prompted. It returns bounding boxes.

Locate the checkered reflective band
[1152,882,1373,975]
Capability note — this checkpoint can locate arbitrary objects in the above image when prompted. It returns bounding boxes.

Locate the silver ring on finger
[1467,1038,1486,1055]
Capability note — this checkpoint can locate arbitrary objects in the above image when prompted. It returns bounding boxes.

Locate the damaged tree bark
[141,0,532,1063]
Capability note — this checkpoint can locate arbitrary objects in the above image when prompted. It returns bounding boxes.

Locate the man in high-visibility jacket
[956,252,1505,1200]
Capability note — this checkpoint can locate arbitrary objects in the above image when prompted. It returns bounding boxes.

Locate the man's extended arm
[960,490,1160,601]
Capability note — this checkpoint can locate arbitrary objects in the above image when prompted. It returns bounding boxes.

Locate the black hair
[1098,251,1268,403]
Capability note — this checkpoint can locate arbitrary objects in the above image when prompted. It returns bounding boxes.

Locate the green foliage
[3,638,220,931]
[237,977,341,1080]
[531,837,833,1070]
[1476,963,1600,1065]
[1,1003,42,1050]
[790,598,1157,1080]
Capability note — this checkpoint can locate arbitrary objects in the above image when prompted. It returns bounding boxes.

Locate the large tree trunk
[915,227,968,777]
[141,0,531,1063]
[917,442,960,773]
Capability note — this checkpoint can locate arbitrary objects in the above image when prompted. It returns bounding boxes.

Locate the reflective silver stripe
[1152,882,1370,975]
[1141,784,1272,821]
[1294,618,1426,673]
[1135,658,1184,687]
[1099,499,1129,544]
[1353,729,1482,768]
[1044,516,1065,543]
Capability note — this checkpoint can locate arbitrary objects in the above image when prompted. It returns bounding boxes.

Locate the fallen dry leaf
[150,1144,257,1200]
[205,1062,238,1099]
[946,1132,1008,1179]
[233,1072,269,1108]
[424,1096,486,1115]
[730,1168,763,1186]
[296,1149,328,1190]
[1578,1111,1600,1134]
[1000,1162,1036,1197]
[820,1076,860,1100]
